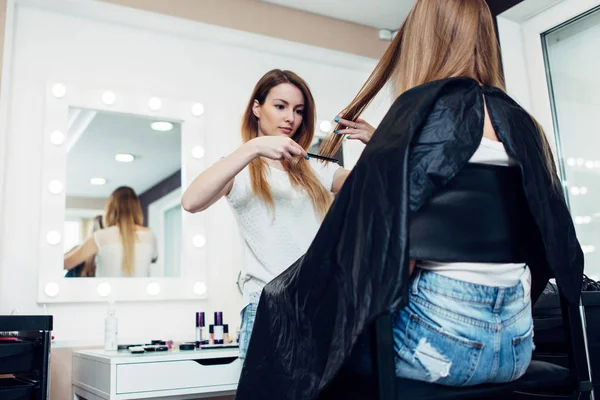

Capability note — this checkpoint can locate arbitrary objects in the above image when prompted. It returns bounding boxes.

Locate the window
[543,6,600,278]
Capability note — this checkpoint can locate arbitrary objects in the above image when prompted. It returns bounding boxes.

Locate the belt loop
[520,266,531,303]
[411,268,422,295]
[493,288,505,313]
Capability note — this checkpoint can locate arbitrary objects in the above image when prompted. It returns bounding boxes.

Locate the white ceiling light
[90,177,107,186]
[193,282,207,296]
[102,91,116,105]
[150,121,173,132]
[191,103,205,117]
[146,282,160,296]
[44,282,60,297]
[576,158,585,166]
[570,186,581,196]
[319,120,332,133]
[115,153,135,163]
[52,83,66,98]
[46,230,61,245]
[580,187,588,195]
[50,130,65,145]
[595,161,600,169]
[566,158,576,166]
[148,97,162,111]
[192,146,205,159]
[97,282,112,297]
[48,180,63,195]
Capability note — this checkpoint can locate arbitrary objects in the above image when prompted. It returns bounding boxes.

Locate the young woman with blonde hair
[64,186,157,277]
[236,1,583,398]
[182,69,373,359]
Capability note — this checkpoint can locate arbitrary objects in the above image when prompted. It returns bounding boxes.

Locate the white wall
[0,0,388,344]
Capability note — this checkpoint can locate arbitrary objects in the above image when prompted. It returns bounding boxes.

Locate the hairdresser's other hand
[247,136,308,161]
[334,116,375,144]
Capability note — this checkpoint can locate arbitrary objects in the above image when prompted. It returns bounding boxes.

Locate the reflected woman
[64,186,157,277]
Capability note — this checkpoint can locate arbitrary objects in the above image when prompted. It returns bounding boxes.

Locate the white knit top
[93,226,157,277]
[226,159,341,305]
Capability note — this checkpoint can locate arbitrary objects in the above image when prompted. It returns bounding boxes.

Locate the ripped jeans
[391,269,534,386]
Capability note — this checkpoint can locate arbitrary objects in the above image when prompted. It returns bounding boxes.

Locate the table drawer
[116,356,241,394]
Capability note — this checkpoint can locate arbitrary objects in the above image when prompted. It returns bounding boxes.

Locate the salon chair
[320,284,594,400]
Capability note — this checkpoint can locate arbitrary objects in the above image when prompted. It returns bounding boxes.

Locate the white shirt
[93,226,158,277]
[226,159,341,305]
[420,137,530,290]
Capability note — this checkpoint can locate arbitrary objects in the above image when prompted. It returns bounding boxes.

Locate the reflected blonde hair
[103,186,144,276]
[241,69,332,218]
[319,0,558,186]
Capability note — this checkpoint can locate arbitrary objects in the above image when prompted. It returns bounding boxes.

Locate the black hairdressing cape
[235,77,583,400]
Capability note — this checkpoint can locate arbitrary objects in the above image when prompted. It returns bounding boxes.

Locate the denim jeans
[239,292,260,360]
[391,269,534,386]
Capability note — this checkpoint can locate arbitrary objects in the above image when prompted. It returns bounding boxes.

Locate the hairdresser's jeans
[239,292,260,360]
[391,269,534,385]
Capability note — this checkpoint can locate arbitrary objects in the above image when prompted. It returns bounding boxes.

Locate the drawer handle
[193,356,238,366]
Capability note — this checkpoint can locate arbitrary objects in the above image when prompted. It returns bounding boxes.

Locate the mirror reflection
[63,108,182,278]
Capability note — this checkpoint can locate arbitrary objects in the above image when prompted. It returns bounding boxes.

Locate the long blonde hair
[319,0,557,185]
[242,69,332,218]
[103,186,144,276]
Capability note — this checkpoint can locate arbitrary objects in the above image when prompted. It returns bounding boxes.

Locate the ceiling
[259,0,416,30]
[66,110,181,199]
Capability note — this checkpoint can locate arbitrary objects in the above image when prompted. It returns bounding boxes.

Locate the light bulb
[191,103,204,116]
[193,282,207,296]
[102,91,116,105]
[46,230,61,245]
[319,120,332,133]
[192,235,206,248]
[45,282,60,297]
[146,282,160,296]
[50,130,65,145]
[52,83,66,98]
[48,180,63,194]
[148,97,162,111]
[192,146,205,159]
[97,282,112,297]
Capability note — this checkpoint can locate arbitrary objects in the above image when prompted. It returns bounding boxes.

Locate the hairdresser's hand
[247,136,308,161]
[334,117,375,144]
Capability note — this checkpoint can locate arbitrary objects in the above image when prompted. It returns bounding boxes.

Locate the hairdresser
[181,69,374,360]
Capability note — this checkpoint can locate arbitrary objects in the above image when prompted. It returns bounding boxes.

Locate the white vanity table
[72,348,241,400]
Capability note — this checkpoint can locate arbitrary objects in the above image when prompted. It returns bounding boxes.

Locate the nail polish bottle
[223,324,230,343]
[214,312,224,345]
[195,312,205,342]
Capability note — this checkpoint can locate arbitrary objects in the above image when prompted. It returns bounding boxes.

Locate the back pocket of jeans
[511,325,534,381]
[400,313,484,386]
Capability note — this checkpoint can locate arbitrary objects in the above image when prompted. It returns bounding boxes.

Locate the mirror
[39,82,205,302]
[63,108,183,278]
